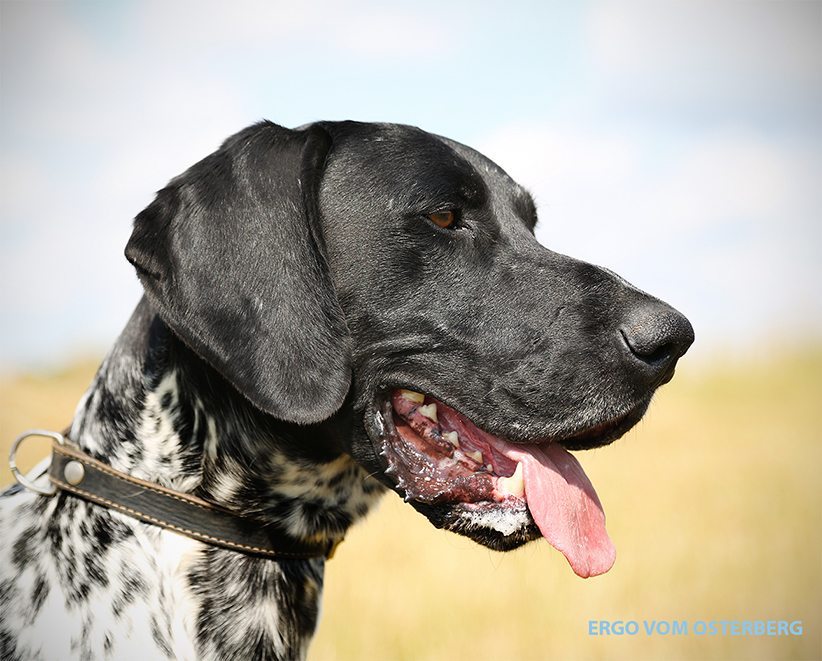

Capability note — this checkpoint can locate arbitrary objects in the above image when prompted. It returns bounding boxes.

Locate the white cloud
[644,134,799,230]
[587,0,822,111]
[132,0,461,58]
[0,3,268,366]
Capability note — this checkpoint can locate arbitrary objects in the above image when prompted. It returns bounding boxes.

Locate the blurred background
[1,1,819,659]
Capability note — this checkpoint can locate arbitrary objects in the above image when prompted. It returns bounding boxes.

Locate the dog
[0,120,693,660]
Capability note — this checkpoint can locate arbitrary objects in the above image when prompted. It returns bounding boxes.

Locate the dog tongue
[505,444,616,578]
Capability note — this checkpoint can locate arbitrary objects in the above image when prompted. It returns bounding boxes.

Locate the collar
[12,430,341,560]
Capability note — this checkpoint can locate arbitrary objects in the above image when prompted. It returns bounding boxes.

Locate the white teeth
[399,389,425,403]
[442,431,460,447]
[466,449,483,464]
[418,403,438,422]
[485,463,493,472]
[497,462,524,498]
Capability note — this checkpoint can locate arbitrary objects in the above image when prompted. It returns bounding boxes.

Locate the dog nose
[620,301,694,386]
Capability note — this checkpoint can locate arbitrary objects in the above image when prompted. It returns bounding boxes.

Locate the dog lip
[377,385,545,448]
[382,385,647,453]
[556,399,650,451]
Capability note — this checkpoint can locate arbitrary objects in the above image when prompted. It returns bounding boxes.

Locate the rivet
[64,460,85,485]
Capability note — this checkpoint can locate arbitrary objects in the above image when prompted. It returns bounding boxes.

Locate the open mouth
[368,389,642,578]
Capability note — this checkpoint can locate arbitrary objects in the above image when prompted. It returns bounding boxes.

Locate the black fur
[0,120,692,659]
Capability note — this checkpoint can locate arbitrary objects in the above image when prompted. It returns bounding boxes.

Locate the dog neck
[68,297,384,545]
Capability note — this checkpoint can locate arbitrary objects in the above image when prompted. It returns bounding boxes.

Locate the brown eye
[427,210,456,229]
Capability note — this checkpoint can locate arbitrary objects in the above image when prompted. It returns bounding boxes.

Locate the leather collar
[47,439,341,560]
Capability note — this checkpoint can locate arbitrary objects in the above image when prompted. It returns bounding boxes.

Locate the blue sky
[1,0,820,368]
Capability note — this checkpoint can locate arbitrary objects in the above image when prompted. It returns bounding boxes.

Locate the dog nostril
[620,303,694,382]
[620,328,674,364]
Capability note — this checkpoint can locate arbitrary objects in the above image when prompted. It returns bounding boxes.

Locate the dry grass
[1,348,820,660]
[0,359,100,485]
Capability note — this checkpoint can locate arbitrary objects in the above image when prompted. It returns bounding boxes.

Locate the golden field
[1,348,820,661]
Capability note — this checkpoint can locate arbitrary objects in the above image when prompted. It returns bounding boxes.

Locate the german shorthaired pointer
[0,120,693,659]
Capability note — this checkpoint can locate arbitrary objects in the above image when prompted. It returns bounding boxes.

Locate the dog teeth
[465,449,483,464]
[442,431,460,447]
[417,403,438,422]
[399,389,425,404]
[497,462,524,498]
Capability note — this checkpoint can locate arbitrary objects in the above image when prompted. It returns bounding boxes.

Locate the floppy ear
[125,121,351,424]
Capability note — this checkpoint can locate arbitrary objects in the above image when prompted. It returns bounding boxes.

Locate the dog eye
[427,210,457,229]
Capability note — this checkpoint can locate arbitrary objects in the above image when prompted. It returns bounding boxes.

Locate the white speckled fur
[0,303,385,660]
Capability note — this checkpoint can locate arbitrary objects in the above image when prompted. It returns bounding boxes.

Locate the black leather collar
[48,440,341,560]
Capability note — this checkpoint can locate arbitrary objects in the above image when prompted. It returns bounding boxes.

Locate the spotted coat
[0,303,385,660]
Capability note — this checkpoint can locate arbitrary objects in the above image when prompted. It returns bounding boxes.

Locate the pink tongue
[506,444,616,578]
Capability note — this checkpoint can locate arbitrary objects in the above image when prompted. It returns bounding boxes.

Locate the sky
[1,0,820,369]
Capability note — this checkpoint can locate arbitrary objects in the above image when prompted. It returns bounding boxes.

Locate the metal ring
[9,429,64,497]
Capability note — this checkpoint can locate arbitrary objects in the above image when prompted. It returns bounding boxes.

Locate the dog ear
[125,121,351,424]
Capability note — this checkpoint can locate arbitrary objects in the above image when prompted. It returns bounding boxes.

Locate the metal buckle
[9,429,65,497]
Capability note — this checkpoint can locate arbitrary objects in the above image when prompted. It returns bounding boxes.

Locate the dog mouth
[367,389,644,578]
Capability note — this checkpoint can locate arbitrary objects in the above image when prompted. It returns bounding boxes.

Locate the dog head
[126,121,693,577]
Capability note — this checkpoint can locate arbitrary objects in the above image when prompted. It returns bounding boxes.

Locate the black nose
[620,301,694,387]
